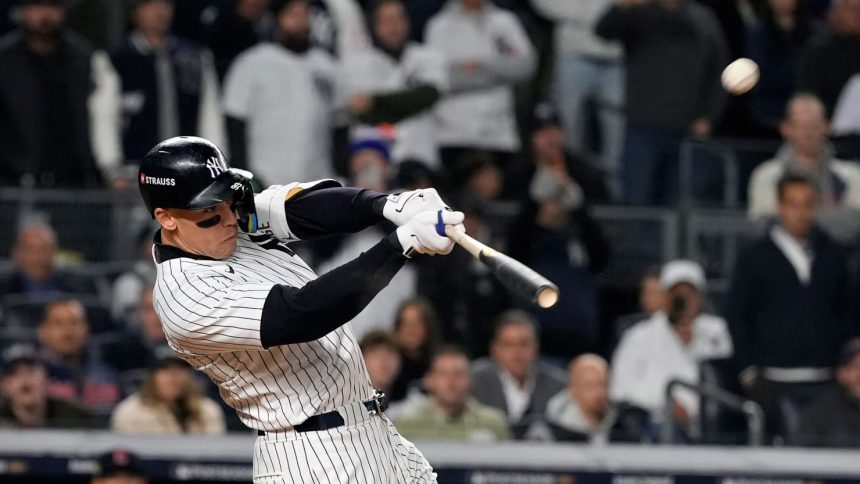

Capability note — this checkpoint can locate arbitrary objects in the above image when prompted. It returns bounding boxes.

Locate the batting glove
[395,210,465,258]
[383,188,451,227]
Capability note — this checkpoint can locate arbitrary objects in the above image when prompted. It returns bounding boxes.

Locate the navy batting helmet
[138,136,258,233]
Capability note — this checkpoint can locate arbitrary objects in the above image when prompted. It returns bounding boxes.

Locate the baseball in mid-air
[721,58,760,95]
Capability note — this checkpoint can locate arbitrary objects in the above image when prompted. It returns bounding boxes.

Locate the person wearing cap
[727,173,854,439]
[795,338,860,447]
[341,0,448,169]
[91,448,148,484]
[109,0,225,178]
[0,0,121,188]
[609,259,732,437]
[110,348,225,434]
[314,133,419,340]
[0,345,92,429]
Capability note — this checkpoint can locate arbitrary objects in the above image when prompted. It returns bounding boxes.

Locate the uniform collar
[152,229,217,263]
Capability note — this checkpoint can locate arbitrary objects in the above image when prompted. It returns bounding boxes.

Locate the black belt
[257,392,388,436]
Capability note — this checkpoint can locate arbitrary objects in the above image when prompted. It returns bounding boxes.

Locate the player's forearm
[259,234,404,347]
[283,187,387,240]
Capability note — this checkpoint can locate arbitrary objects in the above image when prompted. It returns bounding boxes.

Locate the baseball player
[138,136,461,483]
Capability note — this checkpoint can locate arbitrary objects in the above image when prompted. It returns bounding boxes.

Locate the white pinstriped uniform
[152,223,436,482]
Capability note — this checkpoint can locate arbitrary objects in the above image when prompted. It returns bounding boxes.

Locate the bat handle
[444,224,487,258]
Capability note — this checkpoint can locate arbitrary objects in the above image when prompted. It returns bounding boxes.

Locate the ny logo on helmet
[206,157,226,178]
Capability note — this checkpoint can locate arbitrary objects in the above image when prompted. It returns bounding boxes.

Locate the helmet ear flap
[234,180,258,233]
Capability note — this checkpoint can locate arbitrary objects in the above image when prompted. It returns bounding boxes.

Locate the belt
[257,391,388,436]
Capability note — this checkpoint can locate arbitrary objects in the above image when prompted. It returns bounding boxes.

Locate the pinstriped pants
[253,401,437,483]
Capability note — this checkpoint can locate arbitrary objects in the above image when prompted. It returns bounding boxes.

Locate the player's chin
[214,236,238,259]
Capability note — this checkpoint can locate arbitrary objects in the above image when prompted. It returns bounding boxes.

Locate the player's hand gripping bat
[439,219,559,309]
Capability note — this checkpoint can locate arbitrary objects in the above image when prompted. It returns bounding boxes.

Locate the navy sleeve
[259,234,405,347]
[283,187,388,240]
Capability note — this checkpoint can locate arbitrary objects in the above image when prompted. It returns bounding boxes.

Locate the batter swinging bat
[443,225,560,309]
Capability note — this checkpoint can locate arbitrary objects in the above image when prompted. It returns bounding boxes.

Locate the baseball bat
[444,225,559,309]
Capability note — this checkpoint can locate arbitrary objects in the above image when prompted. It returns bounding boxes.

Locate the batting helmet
[138,136,258,233]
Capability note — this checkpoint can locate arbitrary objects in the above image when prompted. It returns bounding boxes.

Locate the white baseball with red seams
[721,58,760,96]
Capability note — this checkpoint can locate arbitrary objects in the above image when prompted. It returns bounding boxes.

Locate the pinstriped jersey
[152,232,374,431]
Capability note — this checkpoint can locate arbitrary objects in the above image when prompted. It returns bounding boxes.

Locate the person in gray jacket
[470,310,567,439]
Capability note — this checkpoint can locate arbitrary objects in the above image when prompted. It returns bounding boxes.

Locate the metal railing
[662,379,765,447]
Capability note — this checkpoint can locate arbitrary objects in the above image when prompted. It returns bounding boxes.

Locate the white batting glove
[383,188,451,227]
[395,210,465,258]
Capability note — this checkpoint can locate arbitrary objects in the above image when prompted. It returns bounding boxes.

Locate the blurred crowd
[2,0,860,450]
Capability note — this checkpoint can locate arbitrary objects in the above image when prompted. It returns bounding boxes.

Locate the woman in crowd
[110,353,225,434]
[390,297,441,401]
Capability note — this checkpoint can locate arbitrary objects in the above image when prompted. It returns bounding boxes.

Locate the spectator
[91,449,149,484]
[748,94,860,219]
[0,344,91,429]
[359,330,402,399]
[395,345,510,441]
[529,0,624,198]
[391,297,440,401]
[103,286,167,373]
[111,351,225,434]
[610,260,733,434]
[223,0,338,185]
[426,0,536,189]
[508,103,611,358]
[0,222,100,298]
[0,0,121,188]
[313,135,418,339]
[341,0,448,169]
[37,299,122,416]
[110,0,225,177]
[729,174,854,438]
[470,310,567,438]
[310,0,370,58]
[746,0,819,134]
[545,354,611,442]
[796,338,860,447]
[797,0,860,116]
[612,266,667,351]
[206,0,274,80]
[595,0,728,205]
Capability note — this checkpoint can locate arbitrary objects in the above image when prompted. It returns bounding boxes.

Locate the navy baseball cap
[95,449,147,478]
[531,102,562,132]
[0,345,42,376]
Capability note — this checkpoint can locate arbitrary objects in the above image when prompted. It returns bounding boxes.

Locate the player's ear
[154,208,178,231]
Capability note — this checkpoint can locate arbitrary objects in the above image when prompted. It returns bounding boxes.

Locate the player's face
[491,323,537,381]
[159,200,239,260]
[38,302,89,358]
[777,183,817,240]
[1,363,48,408]
[426,354,471,408]
[374,2,409,51]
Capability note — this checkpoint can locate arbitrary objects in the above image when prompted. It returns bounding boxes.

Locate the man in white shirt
[425,0,536,186]
[341,0,448,169]
[610,260,732,435]
[223,0,338,186]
